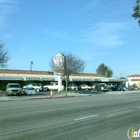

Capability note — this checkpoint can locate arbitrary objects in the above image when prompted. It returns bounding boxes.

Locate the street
[0,92,140,140]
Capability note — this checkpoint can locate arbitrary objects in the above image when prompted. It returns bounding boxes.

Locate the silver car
[6,83,23,96]
[23,83,43,92]
[23,87,37,95]
[67,84,79,91]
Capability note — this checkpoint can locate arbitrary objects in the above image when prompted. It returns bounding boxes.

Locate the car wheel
[44,87,49,91]
[36,89,39,92]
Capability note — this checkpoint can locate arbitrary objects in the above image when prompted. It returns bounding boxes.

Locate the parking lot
[0,91,51,97]
[1,89,140,98]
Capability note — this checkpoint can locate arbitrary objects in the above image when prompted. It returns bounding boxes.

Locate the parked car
[95,83,108,92]
[117,85,127,91]
[6,83,23,96]
[67,84,79,91]
[79,84,92,90]
[44,83,64,91]
[128,84,138,90]
[107,84,117,91]
[23,87,37,95]
[23,83,43,92]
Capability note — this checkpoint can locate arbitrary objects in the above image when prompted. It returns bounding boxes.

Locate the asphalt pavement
[1,91,140,140]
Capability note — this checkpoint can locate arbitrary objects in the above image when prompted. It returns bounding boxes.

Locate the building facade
[127,74,140,87]
[0,69,126,90]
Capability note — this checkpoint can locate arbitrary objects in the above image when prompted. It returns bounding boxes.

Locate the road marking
[74,114,98,121]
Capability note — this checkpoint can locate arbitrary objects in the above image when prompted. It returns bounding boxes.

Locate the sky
[0,0,140,78]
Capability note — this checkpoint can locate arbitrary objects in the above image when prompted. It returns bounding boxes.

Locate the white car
[44,83,64,91]
[79,84,92,90]
[23,87,37,95]
[23,83,43,92]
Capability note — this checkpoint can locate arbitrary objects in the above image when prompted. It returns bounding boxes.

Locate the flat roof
[0,69,100,77]
[0,69,53,75]
[127,74,140,77]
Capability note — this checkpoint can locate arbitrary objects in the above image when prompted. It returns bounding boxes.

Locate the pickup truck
[43,83,64,91]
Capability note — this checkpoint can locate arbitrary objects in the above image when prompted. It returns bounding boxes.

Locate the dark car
[117,85,127,91]
[107,84,118,91]
[95,83,108,92]
[67,84,79,91]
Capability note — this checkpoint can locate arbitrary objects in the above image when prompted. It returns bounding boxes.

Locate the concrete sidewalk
[0,90,140,101]
[0,92,89,101]
[105,90,140,95]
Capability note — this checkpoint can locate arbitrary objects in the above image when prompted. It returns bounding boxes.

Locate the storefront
[0,69,126,90]
[0,76,23,90]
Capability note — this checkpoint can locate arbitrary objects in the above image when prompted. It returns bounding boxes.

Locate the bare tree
[0,42,9,67]
[50,53,85,93]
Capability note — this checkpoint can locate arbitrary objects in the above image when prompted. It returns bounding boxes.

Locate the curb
[0,95,76,101]
[31,95,75,100]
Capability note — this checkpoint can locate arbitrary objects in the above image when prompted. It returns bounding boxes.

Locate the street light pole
[30,61,33,71]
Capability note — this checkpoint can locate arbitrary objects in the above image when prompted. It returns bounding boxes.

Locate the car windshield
[25,87,35,90]
[8,85,20,88]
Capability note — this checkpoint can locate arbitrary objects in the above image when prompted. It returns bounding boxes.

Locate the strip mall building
[0,69,126,90]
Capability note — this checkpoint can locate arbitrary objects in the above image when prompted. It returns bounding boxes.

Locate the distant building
[127,74,140,86]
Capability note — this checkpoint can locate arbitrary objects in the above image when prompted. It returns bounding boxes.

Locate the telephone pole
[30,61,33,71]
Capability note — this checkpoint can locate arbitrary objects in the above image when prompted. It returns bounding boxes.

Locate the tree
[50,53,85,92]
[132,0,140,26]
[96,63,113,78]
[120,77,126,79]
[0,42,9,67]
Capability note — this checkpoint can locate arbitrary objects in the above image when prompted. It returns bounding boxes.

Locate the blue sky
[0,0,139,78]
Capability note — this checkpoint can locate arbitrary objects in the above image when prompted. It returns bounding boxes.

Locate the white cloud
[44,21,126,48]
[80,21,127,47]
[0,0,18,31]
[44,29,81,42]
[0,0,18,4]
[75,0,98,15]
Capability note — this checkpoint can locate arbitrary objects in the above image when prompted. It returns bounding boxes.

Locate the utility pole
[30,61,33,71]
[120,73,122,78]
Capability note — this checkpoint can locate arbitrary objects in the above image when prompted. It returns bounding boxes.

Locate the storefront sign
[93,79,101,81]
[42,78,55,81]
[101,79,109,82]
[109,79,117,82]
[53,53,65,76]
[0,76,23,80]
[72,78,83,81]
[83,78,93,81]
[26,77,40,81]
